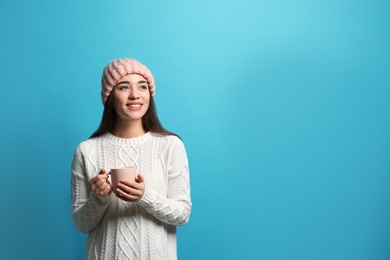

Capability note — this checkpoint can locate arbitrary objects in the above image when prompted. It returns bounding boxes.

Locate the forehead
[117,74,147,84]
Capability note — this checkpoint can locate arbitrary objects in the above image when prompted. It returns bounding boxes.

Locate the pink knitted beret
[101,58,155,104]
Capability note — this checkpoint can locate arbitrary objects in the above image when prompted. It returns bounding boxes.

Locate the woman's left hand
[116,174,145,202]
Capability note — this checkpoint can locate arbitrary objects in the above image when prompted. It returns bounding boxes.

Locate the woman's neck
[111,120,146,138]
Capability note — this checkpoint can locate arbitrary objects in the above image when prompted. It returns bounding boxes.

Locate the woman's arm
[137,138,192,226]
[71,144,110,233]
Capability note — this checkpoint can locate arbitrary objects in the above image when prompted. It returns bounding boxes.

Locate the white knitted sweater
[71,132,192,260]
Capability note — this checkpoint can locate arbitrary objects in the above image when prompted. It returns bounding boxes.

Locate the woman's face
[112,74,150,123]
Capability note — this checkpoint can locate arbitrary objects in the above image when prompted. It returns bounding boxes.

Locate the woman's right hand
[90,168,112,197]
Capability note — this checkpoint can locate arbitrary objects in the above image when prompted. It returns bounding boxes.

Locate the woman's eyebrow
[116,81,130,85]
[116,80,148,85]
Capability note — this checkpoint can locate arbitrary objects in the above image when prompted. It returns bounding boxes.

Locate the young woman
[71,58,192,260]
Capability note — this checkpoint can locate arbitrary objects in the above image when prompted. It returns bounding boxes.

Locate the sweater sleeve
[71,143,110,233]
[137,138,192,226]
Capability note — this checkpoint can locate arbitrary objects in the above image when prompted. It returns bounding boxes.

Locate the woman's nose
[128,88,139,99]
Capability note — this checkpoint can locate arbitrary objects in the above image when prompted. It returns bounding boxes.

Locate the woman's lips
[126,103,142,110]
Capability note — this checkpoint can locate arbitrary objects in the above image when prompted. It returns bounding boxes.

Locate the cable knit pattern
[71,132,191,260]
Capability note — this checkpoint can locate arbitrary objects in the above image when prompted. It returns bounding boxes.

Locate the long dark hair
[90,91,178,139]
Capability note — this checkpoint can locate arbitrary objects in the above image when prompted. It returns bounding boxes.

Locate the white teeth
[128,104,141,107]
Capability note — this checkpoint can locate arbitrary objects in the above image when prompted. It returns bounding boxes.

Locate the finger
[115,187,141,202]
[98,172,109,180]
[96,179,107,191]
[116,188,133,200]
[96,188,109,196]
[91,175,105,186]
[118,180,141,194]
[116,192,128,200]
[91,178,100,191]
[96,169,109,182]
[90,176,99,184]
[99,182,112,195]
[97,175,112,189]
[137,174,144,183]
[117,182,132,194]
[117,183,141,197]
[102,184,111,195]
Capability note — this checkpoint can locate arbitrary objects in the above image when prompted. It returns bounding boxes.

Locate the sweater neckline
[103,131,153,145]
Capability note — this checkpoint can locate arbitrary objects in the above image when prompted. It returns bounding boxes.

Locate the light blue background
[1,0,389,259]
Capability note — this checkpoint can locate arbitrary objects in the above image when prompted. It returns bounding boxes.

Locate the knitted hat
[101,58,155,104]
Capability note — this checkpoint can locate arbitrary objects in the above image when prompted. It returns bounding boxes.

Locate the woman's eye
[140,85,148,90]
[118,86,129,90]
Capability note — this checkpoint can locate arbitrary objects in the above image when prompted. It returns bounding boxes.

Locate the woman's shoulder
[150,133,187,157]
[151,132,183,145]
[74,134,105,154]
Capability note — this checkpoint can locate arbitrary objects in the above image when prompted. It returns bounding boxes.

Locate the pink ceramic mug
[110,167,138,193]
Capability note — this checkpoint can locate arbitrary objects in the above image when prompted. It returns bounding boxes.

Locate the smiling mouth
[127,104,142,108]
